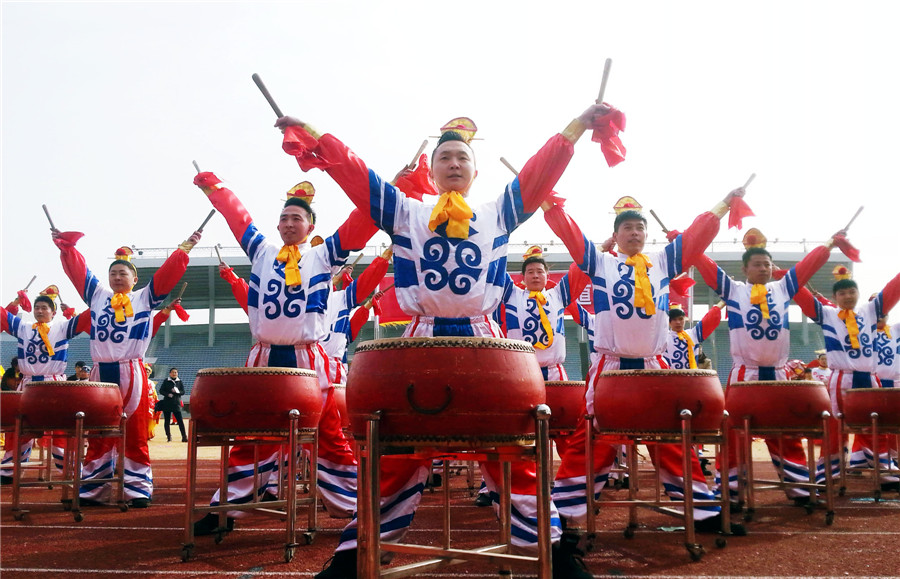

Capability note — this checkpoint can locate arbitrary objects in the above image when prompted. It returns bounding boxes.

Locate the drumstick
[407,140,428,169]
[214,244,224,264]
[500,157,519,175]
[743,173,756,189]
[192,160,201,174]
[42,204,57,231]
[251,73,284,118]
[843,206,864,232]
[174,283,188,300]
[648,209,670,234]
[333,253,365,283]
[596,58,613,104]
[197,209,216,232]
[23,275,37,291]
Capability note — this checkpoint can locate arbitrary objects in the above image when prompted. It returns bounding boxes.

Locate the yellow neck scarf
[750,284,770,319]
[428,191,473,239]
[32,322,55,356]
[677,330,697,369]
[625,253,655,314]
[110,293,134,323]
[276,245,302,286]
[528,290,554,350]
[881,325,893,340]
[839,309,861,349]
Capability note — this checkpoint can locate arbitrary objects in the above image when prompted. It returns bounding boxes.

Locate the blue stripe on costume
[97,361,121,385]
[146,279,165,309]
[369,170,397,236]
[487,257,507,288]
[326,233,351,267]
[306,289,329,314]
[268,344,299,368]
[432,318,476,337]
[6,312,21,334]
[84,270,100,303]
[393,256,417,288]
[784,268,800,297]
[665,235,683,278]
[241,224,263,260]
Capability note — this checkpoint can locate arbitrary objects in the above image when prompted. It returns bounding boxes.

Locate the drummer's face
[742,254,773,284]
[33,302,55,323]
[278,205,314,245]
[108,264,137,293]
[523,262,548,292]
[613,219,647,256]
[669,315,685,333]
[833,286,859,310]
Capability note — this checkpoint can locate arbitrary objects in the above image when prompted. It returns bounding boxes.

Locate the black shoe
[429,473,442,488]
[730,501,744,514]
[695,514,747,536]
[881,481,900,492]
[193,513,235,536]
[474,493,492,507]
[0,475,12,486]
[700,458,713,477]
[792,496,824,507]
[315,549,357,579]
[181,438,188,443]
[552,533,592,579]
[613,476,629,490]
[261,492,278,502]
[167,437,172,442]
[129,498,151,508]
[78,498,107,507]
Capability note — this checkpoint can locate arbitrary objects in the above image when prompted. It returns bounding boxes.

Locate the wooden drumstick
[214,244,224,264]
[500,157,519,175]
[743,173,756,189]
[252,73,284,118]
[648,209,670,234]
[192,160,201,174]
[174,283,188,300]
[843,206,864,232]
[333,253,365,283]
[42,204,57,231]
[407,140,429,169]
[596,58,613,104]
[23,275,37,292]
[197,209,216,232]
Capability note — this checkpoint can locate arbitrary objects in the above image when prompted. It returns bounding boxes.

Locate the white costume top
[809,296,882,373]
[665,326,703,370]
[502,274,575,368]
[874,323,900,381]
[2,311,82,377]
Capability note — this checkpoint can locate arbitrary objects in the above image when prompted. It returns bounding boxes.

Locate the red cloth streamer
[62,306,76,320]
[193,172,223,189]
[669,276,695,303]
[282,126,334,172]
[173,303,190,322]
[17,290,32,313]
[666,229,682,243]
[394,154,438,201]
[545,191,566,208]
[727,196,755,230]
[7,302,19,315]
[590,106,627,167]
[372,295,383,317]
[340,271,354,288]
[51,231,85,250]
[832,234,861,263]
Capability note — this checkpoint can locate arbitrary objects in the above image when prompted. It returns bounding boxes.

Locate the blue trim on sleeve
[393,256,417,288]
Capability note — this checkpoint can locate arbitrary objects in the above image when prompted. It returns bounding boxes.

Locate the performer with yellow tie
[694,227,845,507]
[665,301,725,370]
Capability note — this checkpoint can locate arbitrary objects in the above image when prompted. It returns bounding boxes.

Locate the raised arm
[696,302,725,341]
[348,249,391,307]
[792,286,822,322]
[146,233,199,306]
[1,305,21,336]
[693,254,733,300]
[194,172,261,255]
[877,271,900,316]
[324,208,380,267]
[220,264,249,314]
[348,304,372,343]
[67,310,91,338]
[52,231,102,305]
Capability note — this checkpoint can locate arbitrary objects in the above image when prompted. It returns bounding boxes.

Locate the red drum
[1,391,23,431]
[332,384,350,430]
[726,380,831,429]
[842,388,900,429]
[593,369,725,433]
[191,367,322,433]
[346,337,545,443]
[20,381,123,430]
[544,381,586,433]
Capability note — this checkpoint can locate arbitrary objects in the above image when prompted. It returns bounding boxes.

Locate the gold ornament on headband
[742,228,767,249]
[114,247,134,262]
[613,196,642,215]
[669,302,684,312]
[523,245,544,260]
[40,285,60,301]
[286,181,316,204]
[310,235,325,248]
[832,265,852,281]
[439,117,478,144]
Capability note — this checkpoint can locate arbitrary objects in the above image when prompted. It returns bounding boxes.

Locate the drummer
[694,228,847,507]
[53,232,200,508]
[190,175,378,535]
[795,278,900,491]
[277,104,612,578]
[0,293,90,484]
[542,188,746,535]
[665,301,725,370]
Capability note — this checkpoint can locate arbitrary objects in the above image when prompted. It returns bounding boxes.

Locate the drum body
[593,369,725,433]
[1,391,23,431]
[191,367,322,433]
[20,381,123,430]
[346,337,545,443]
[726,380,831,429]
[842,388,900,428]
[544,381,586,433]
[332,384,350,430]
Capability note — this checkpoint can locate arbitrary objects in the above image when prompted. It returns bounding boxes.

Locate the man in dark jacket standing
[157,368,187,442]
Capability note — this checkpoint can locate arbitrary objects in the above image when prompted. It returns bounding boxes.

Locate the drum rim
[730,380,826,387]
[844,388,900,394]
[354,336,535,353]
[544,381,587,387]
[23,380,119,389]
[598,369,719,377]
[196,367,317,377]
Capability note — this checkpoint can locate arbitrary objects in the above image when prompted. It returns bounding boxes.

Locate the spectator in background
[1,358,21,391]
[157,368,187,442]
[67,361,86,381]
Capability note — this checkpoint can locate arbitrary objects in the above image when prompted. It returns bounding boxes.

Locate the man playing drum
[276,103,612,579]
[694,230,850,506]
[542,189,746,535]
[190,175,378,535]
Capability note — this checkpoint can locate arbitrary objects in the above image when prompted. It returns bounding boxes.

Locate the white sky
[2,1,899,315]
